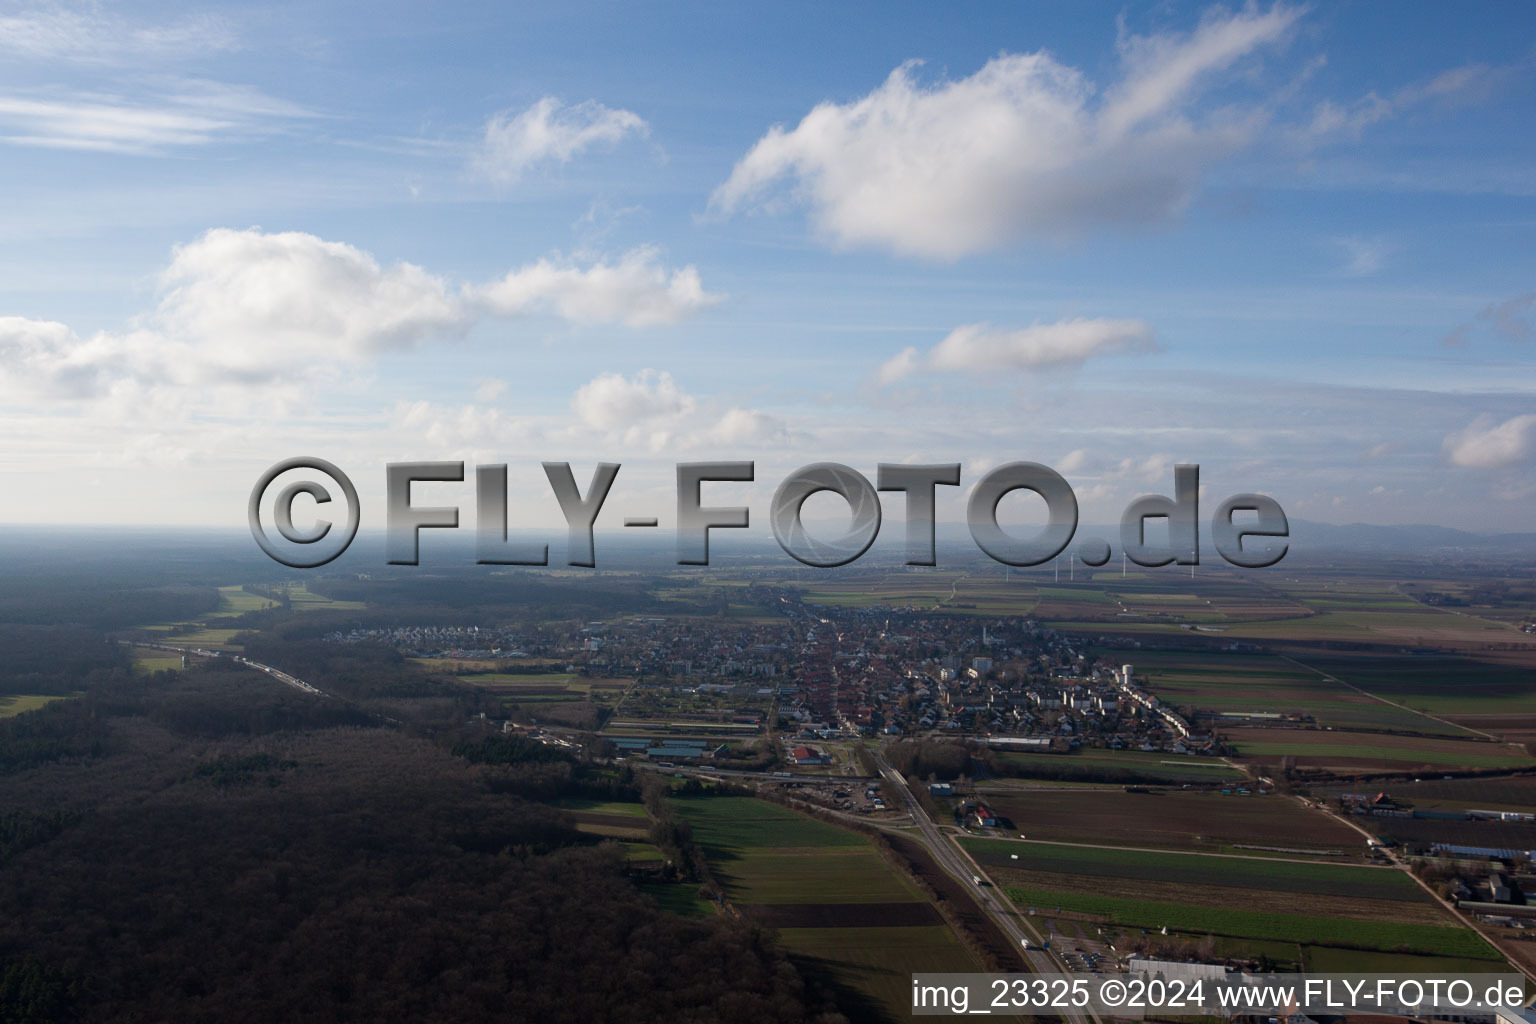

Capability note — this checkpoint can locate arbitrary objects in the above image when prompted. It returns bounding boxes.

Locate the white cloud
[569,370,792,452]
[709,407,790,447]
[709,5,1300,258]
[878,318,1155,383]
[573,370,695,434]
[393,400,543,458]
[474,247,721,327]
[1109,454,1173,484]
[474,378,508,403]
[476,97,647,184]
[0,6,237,63]
[0,82,315,153]
[152,228,462,381]
[1056,449,1089,474]
[1444,413,1536,469]
[874,346,921,386]
[1291,62,1505,146]
[0,316,123,398]
[1332,235,1387,277]
[0,230,721,404]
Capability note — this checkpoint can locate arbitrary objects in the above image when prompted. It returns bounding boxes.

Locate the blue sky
[0,1,1533,536]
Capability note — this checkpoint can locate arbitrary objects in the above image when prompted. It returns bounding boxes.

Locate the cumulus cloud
[152,227,462,379]
[877,318,1155,383]
[1443,413,1536,469]
[476,97,647,184]
[1056,449,1089,474]
[473,247,721,326]
[1108,454,1173,484]
[394,399,543,457]
[0,229,721,402]
[710,407,790,447]
[0,316,126,399]
[570,369,792,452]
[573,370,695,434]
[709,5,1300,258]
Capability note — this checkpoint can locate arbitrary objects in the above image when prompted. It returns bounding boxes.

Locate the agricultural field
[636,880,716,918]
[0,693,77,717]
[1224,727,1534,773]
[999,885,1498,962]
[794,569,1040,616]
[204,585,279,617]
[281,583,366,611]
[978,789,1366,858]
[1094,576,1313,624]
[965,832,1499,969]
[159,626,244,650]
[552,797,651,840]
[458,671,585,703]
[1039,573,1536,670]
[130,652,183,675]
[990,746,1245,784]
[672,794,978,1020]
[1294,652,1536,720]
[1119,649,1464,734]
[964,839,1426,903]
[136,581,361,652]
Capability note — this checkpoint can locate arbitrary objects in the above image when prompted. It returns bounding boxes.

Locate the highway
[119,640,327,697]
[868,750,1102,1024]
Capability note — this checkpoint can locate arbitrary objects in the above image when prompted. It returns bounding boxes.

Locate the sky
[0,0,1533,545]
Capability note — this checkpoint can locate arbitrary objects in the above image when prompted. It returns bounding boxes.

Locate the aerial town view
[0,2,1533,1022]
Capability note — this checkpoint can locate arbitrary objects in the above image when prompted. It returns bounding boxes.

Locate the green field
[1002,886,1499,960]
[672,794,977,1019]
[204,585,279,617]
[0,693,77,718]
[282,584,366,611]
[964,839,1421,901]
[130,653,183,675]
[1231,739,1531,769]
[1119,650,1464,733]
[994,746,1245,782]
[673,796,866,852]
[553,797,648,817]
[638,880,716,918]
[159,627,243,649]
[455,671,605,706]
[1299,654,1536,717]
[794,570,1040,615]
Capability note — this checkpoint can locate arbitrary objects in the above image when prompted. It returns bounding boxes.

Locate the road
[869,750,1102,1024]
[119,640,327,697]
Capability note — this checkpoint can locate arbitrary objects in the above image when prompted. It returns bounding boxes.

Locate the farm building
[788,745,829,765]
[973,804,997,828]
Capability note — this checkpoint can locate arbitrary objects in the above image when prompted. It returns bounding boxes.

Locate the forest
[0,632,847,1023]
